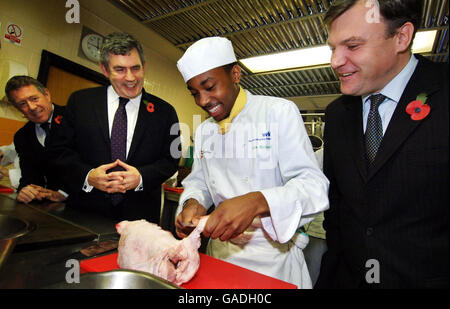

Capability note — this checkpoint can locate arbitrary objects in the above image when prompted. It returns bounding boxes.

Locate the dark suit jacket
[50,87,180,223]
[317,55,449,288]
[14,104,66,192]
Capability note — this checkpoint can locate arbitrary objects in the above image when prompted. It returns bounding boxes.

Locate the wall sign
[4,22,24,46]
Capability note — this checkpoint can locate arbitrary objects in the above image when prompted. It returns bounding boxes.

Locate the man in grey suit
[316,0,448,288]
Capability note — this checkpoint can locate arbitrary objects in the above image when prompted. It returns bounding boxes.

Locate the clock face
[81,34,103,62]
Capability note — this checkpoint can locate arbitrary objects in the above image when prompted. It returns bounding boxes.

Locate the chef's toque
[177,36,237,83]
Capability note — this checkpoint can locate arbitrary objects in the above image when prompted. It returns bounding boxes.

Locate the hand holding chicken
[116,216,208,285]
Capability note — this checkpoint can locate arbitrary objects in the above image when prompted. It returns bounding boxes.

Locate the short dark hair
[324,0,422,43]
[100,32,145,70]
[5,75,46,104]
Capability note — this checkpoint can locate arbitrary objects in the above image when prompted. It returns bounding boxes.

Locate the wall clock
[81,33,103,63]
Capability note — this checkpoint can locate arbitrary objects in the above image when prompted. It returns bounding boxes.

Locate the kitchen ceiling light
[411,30,437,54]
[240,30,438,74]
[239,45,332,74]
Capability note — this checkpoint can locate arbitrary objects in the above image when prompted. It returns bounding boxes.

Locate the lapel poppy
[143,100,155,113]
[54,115,63,124]
[406,93,430,121]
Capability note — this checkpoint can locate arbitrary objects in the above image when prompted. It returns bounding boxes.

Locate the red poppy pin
[143,100,155,113]
[406,93,430,121]
[54,115,63,124]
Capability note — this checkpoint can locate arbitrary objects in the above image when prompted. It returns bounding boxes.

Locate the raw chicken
[115,216,208,285]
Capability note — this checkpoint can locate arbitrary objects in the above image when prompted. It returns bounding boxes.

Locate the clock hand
[87,42,99,49]
[94,38,102,48]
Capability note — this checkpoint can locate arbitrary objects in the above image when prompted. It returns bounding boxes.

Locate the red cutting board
[80,252,297,289]
[0,184,14,193]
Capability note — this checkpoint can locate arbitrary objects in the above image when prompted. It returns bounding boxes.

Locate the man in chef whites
[175,36,329,288]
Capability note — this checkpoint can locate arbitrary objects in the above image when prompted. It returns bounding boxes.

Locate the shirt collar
[362,54,418,104]
[107,85,142,108]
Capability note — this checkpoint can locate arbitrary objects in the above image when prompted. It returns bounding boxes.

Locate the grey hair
[100,32,145,70]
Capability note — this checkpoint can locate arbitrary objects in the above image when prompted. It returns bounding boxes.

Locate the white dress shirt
[362,54,419,134]
[35,105,54,147]
[83,86,143,192]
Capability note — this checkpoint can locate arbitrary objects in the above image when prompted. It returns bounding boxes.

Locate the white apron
[178,91,329,288]
[207,218,311,288]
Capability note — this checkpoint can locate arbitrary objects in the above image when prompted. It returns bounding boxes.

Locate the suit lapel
[93,88,110,146]
[367,56,441,180]
[52,104,64,120]
[25,121,41,148]
[342,96,368,181]
[128,91,153,161]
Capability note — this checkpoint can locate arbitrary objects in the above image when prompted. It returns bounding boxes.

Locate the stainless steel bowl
[47,269,181,289]
[0,214,33,269]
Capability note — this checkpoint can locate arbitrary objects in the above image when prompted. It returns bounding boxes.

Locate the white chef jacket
[177,90,329,288]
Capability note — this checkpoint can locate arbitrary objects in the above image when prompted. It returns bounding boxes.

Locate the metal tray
[46,269,181,289]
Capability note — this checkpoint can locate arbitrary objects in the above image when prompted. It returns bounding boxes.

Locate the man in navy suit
[51,33,180,222]
[5,76,66,203]
[316,0,448,288]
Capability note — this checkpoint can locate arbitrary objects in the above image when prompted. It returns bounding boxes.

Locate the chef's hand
[107,160,141,192]
[203,192,270,241]
[175,199,207,238]
[88,161,125,193]
[17,184,44,203]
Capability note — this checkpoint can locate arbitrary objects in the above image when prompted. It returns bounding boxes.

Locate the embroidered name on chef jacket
[197,123,277,170]
[248,131,272,150]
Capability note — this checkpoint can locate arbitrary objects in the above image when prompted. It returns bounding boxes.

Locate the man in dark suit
[316,0,448,288]
[5,75,67,203]
[51,32,180,223]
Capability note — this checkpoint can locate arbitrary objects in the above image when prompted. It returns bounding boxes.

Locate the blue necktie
[365,94,385,166]
[110,97,129,205]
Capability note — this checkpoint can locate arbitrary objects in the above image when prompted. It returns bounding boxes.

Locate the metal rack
[109,0,449,101]
[303,112,325,138]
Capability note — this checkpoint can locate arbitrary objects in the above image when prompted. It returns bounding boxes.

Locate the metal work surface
[0,195,117,288]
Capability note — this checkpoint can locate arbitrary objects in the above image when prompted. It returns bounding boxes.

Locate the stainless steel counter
[0,193,118,288]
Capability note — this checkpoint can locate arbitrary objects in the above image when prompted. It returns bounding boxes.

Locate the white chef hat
[177,36,237,83]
